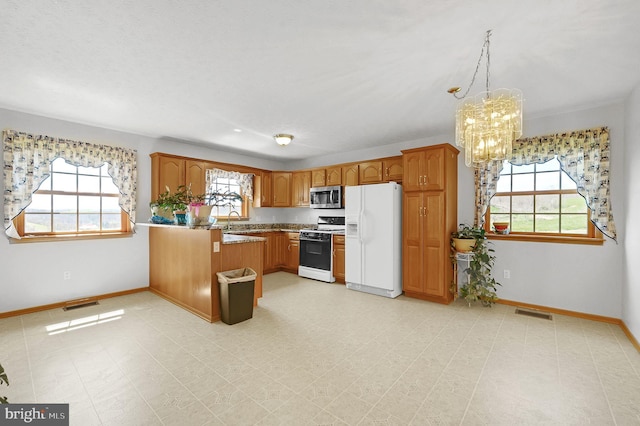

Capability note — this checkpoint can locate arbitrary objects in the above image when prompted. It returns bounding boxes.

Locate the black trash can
[217,267,256,325]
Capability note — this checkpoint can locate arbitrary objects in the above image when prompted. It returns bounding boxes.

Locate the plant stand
[453,251,474,304]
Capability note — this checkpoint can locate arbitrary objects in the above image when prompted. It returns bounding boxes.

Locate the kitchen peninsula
[148,224,264,322]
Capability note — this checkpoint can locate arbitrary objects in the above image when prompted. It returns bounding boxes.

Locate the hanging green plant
[451,224,501,306]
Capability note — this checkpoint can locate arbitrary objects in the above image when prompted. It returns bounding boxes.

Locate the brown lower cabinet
[149,226,264,322]
[237,231,346,283]
[333,234,345,283]
[284,232,300,273]
[245,232,285,274]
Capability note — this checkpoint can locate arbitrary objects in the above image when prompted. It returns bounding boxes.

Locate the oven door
[299,235,332,271]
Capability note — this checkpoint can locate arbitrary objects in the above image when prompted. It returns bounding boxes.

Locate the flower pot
[493,222,510,234]
[151,205,173,220]
[187,205,214,227]
[173,210,187,225]
[452,238,475,252]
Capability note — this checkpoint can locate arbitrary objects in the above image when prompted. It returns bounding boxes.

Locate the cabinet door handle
[288,244,291,251]
[386,167,389,177]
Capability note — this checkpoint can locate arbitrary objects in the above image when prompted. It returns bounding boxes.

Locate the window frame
[484,159,603,245]
[12,160,133,242]
[206,176,250,220]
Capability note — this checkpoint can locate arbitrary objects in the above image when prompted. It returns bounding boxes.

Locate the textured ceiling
[2,0,639,160]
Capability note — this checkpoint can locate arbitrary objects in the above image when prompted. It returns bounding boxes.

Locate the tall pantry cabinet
[401,144,459,304]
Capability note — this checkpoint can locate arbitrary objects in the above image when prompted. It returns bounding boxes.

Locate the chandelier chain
[485,30,491,93]
[452,29,492,100]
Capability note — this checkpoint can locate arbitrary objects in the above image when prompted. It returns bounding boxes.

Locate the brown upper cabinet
[342,164,359,187]
[152,152,409,210]
[402,146,447,192]
[326,166,342,186]
[311,169,326,187]
[186,160,208,196]
[383,157,403,182]
[253,171,273,207]
[358,161,383,184]
[292,171,311,207]
[152,152,266,205]
[273,172,292,207]
[151,154,185,201]
[151,155,212,201]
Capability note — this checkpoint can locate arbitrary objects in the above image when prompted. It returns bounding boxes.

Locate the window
[206,176,247,218]
[18,158,130,236]
[205,168,253,220]
[486,156,601,243]
[4,129,137,241]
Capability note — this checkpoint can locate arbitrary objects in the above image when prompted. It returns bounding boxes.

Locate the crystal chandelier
[449,30,522,167]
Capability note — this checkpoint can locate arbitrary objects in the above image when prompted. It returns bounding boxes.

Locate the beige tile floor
[1,271,640,425]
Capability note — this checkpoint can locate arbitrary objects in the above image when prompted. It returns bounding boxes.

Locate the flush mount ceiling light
[448,30,523,167]
[273,133,294,146]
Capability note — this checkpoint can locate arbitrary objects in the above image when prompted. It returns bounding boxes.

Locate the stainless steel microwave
[310,185,342,209]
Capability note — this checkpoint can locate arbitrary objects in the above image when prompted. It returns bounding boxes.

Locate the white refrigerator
[345,182,402,298]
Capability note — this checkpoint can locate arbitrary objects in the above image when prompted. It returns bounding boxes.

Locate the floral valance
[3,129,137,239]
[474,126,616,241]
[205,168,253,200]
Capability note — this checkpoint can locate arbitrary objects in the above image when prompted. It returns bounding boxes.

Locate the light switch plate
[213,241,220,252]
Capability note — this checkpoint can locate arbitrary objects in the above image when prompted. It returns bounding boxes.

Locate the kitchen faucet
[226,210,241,230]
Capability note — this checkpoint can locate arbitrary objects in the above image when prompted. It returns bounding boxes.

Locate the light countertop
[223,234,266,244]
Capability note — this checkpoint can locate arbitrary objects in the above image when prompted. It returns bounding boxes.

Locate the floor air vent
[63,299,99,311]
[515,307,553,321]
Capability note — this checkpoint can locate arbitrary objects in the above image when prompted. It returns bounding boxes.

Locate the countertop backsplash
[225,223,314,233]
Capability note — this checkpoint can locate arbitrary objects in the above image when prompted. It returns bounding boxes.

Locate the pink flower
[188,202,205,216]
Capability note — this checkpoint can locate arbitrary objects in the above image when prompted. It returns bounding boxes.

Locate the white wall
[0,108,285,313]
[0,101,629,319]
[623,85,640,337]
[297,102,626,318]
[491,102,625,318]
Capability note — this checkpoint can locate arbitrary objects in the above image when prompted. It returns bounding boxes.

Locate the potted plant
[151,185,243,227]
[451,224,501,306]
[1,362,9,404]
[186,187,243,228]
[186,192,212,228]
[150,189,175,221]
[151,185,191,225]
[493,221,510,234]
[451,223,483,252]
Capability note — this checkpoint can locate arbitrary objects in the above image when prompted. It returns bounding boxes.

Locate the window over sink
[205,168,253,219]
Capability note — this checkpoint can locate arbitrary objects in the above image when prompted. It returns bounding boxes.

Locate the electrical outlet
[503,269,511,279]
[63,271,71,280]
[213,241,220,253]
